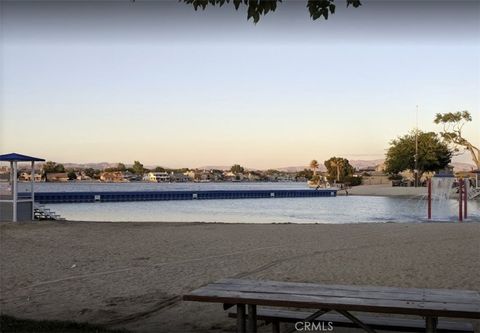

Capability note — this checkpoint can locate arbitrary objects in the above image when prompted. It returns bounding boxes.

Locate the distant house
[147,172,170,182]
[357,163,390,185]
[198,170,213,182]
[210,170,224,182]
[170,172,190,182]
[19,172,29,181]
[357,166,376,173]
[123,171,141,181]
[100,171,126,182]
[361,172,390,185]
[181,169,223,182]
[76,171,92,181]
[20,172,42,182]
[183,170,197,180]
[277,174,296,182]
[46,172,69,182]
[182,170,203,182]
[223,171,244,181]
[247,172,261,181]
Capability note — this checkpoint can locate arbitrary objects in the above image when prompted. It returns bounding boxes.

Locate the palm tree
[310,160,319,176]
[329,158,343,182]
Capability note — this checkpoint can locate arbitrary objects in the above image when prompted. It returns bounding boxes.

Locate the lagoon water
[24,182,480,223]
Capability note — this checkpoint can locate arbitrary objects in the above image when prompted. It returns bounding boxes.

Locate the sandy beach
[1,221,479,332]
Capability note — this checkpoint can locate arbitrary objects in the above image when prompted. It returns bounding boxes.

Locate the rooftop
[0,152,46,162]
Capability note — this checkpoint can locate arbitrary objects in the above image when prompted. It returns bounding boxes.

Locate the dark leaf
[329,3,335,14]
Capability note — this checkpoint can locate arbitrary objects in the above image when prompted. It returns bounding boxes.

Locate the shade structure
[0,152,45,221]
[0,153,45,162]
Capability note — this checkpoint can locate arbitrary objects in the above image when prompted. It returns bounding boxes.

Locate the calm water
[30,182,480,223]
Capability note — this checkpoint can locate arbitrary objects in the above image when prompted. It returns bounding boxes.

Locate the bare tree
[434,111,479,169]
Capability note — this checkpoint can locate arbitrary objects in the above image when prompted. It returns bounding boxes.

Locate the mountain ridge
[44,160,476,172]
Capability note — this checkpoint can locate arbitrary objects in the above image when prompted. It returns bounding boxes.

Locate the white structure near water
[0,153,45,222]
[146,172,171,182]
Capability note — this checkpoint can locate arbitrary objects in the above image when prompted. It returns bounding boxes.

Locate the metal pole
[427,178,432,219]
[464,178,467,219]
[426,316,438,333]
[247,304,257,333]
[31,161,35,220]
[237,304,246,333]
[9,161,13,190]
[13,161,18,222]
[414,137,418,188]
[458,178,463,222]
[414,105,419,188]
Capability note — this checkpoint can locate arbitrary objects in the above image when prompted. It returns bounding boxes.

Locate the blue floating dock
[34,189,336,204]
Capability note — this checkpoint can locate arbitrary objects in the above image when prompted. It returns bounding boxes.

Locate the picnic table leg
[425,316,438,333]
[337,310,377,333]
[247,304,257,333]
[271,320,280,333]
[237,304,246,333]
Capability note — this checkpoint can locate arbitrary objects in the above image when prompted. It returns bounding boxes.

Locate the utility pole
[414,105,419,188]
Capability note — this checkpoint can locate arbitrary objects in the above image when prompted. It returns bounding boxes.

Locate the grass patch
[0,315,130,333]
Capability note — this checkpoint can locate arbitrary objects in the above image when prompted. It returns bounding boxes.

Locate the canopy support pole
[31,161,35,220]
[13,161,18,222]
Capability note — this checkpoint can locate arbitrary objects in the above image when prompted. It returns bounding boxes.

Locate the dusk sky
[1,0,479,169]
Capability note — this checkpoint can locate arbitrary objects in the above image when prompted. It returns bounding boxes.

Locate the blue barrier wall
[34,189,336,204]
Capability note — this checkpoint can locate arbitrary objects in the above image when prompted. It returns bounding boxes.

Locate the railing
[34,189,337,204]
[33,203,65,221]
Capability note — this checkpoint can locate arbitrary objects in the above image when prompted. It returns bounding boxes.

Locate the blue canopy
[0,153,45,162]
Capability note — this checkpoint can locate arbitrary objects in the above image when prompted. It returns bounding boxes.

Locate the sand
[1,221,479,332]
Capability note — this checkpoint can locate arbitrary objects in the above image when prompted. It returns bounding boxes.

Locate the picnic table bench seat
[228,308,474,333]
[183,278,480,333]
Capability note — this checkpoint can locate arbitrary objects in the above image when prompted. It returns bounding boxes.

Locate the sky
[1,0,479,169]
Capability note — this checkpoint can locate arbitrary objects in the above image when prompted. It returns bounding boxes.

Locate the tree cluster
[230,164,245,174]
[181,0,361,23]
[385,131,452,178]
[324,157,354,182]
[42,161,65,173]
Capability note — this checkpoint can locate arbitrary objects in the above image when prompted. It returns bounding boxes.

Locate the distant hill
[276,159,384,173]
[196,165,231,171]
[62,162,119,170]
[277,160,475,173]
[276,165,324,172]
[349,159,384,170]
[40,160,476,173]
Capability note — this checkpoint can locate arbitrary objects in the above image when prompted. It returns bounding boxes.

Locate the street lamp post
[414,105,419,188]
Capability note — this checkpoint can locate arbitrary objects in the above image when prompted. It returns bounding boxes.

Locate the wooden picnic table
[183,278,480,333]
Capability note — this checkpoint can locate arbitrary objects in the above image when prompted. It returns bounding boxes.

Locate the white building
[147,172,170,182]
